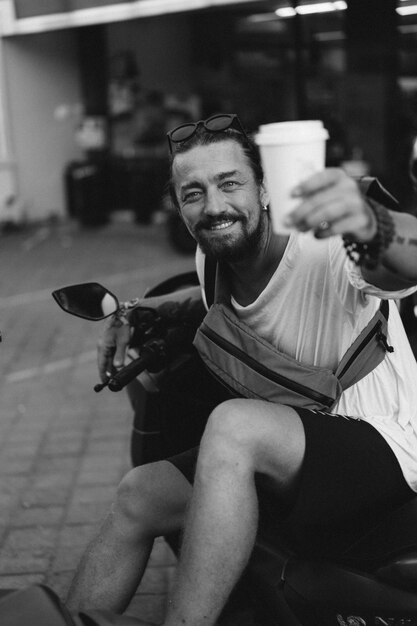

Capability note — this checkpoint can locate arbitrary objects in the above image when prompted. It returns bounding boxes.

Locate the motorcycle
[49,280,417,626]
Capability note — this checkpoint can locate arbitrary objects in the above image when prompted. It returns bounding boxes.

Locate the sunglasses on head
[167,113,248,154]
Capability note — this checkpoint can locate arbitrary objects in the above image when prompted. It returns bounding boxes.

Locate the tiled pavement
[0,213,195,624]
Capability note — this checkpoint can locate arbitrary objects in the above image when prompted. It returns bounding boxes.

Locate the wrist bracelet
[342,201,396,270]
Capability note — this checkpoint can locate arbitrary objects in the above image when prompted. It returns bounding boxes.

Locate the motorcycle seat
[338,497,417,589]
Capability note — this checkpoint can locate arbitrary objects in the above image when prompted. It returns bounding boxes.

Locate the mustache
[195,213,242,231]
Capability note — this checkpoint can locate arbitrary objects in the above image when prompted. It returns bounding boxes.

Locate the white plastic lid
[255,120,329,146]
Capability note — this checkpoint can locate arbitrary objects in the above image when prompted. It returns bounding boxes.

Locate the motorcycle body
[249,497,417,626]
[52,280,417,626]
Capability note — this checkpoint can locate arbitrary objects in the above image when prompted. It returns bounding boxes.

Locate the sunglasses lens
[168,114,244,152]
[170,124,196,143]
[205,115,233,132]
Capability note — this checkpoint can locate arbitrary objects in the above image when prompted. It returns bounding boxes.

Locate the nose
[204,187,225,216]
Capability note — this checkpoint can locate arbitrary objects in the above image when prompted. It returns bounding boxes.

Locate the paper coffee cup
[255,121,329,234]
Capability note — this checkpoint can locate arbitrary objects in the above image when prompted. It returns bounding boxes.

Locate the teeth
[210,221,234,230]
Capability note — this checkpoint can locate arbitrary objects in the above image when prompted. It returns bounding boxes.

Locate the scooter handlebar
[107,339,167,392]
[94,323,195,393]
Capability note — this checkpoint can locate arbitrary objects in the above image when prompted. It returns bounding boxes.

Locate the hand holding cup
[255,120,329,234]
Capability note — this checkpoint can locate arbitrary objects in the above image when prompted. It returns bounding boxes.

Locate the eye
[183,190,202,203]
[221,180,238,191]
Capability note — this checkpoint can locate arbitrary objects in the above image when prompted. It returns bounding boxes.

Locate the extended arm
[287,168,417,291]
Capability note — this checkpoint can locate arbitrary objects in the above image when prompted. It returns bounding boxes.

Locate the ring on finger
[319,220,330,230]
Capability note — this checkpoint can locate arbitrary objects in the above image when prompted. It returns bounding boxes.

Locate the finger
[98,356,114,382]
[291,168,346,198]
[289,195,350,232]
[113,326,131,369]
[97,343,115,382]
[98,362,112,383]
[321,212,373,240]
[288,181,362,231]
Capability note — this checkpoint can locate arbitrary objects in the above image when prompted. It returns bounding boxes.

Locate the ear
[259,181,270,208]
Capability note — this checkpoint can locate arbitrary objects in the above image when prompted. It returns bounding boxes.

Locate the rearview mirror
[52,282,119,320]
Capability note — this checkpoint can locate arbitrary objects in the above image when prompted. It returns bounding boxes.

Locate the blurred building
[0,0,417,222]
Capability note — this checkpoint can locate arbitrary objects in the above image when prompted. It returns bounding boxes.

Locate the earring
[262,205,268,212]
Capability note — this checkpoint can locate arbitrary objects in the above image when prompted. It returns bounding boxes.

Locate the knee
[199,399,256,468]
[205,399,256,441]
[114,464,165,532]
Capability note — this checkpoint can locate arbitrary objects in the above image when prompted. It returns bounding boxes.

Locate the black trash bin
[64,160,110,227]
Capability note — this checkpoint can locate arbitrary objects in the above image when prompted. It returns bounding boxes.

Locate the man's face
[172,140,269,261]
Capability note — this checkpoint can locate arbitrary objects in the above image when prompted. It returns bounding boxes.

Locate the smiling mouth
[207,220,236,231]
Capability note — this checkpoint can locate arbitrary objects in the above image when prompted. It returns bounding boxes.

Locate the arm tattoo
[395,235,417,247]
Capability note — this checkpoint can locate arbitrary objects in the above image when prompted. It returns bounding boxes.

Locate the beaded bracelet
[342,201,396,270]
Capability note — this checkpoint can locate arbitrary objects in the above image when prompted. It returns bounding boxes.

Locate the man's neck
[226,231,289,307]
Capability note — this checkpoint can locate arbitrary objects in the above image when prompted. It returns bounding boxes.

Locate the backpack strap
[335,299,392,391]
[204,254,217,309]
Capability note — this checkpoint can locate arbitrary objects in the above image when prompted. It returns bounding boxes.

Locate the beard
[192,207,267,262]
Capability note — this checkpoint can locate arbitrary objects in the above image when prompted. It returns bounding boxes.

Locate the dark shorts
[167,407,415,558]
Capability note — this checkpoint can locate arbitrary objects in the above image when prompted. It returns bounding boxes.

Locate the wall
[3,29,83,220]
[0,37,17,217]
[1,13,193,221]
[106,13,194,95]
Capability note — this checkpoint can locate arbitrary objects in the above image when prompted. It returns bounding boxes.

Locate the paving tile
[13,505,65,528]
[57,523,97,548]
[0,543,56,561]
[3,526,58,551]
[20,486,71,507]
[0,442,40,458]
[36,455,80,476]
[0,573,45,589]
[42,439,85,456]
[0,477,28,495]
[44,431,85,444]
[86,439,128,455]
[0,455,35,475]
[51,544,87,572]
[79,455,124,472]
[0,511,14,527]
[0,553,51,575]
[0,490,20,512]
[65,501,109,525]
[70,484,116,505]
[76,468,125,486]
[32,472,74,490]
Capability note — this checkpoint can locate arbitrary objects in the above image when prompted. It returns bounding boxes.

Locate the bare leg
[164,399,305,626]
[66,460,192,613]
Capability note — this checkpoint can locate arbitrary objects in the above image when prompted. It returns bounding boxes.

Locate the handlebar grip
[107,339,166,392]
[108,354,152,392]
